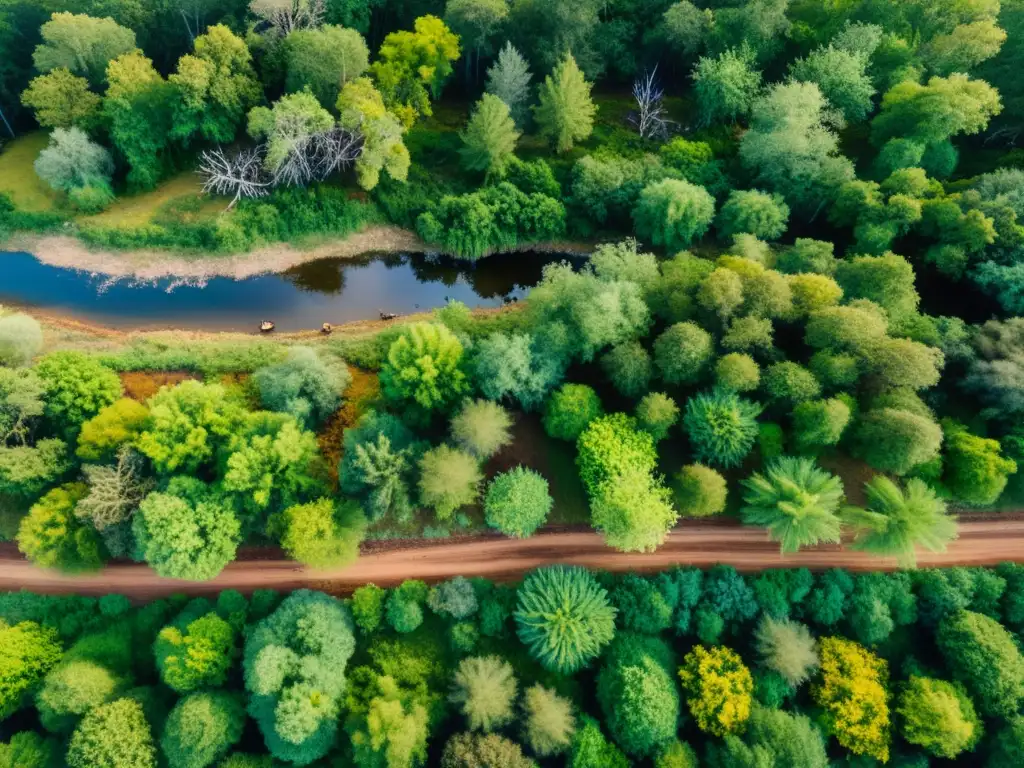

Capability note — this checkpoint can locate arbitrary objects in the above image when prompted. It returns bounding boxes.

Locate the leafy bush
[451,399,513,459]
[653,322,714,386]
[450,656,517,732]
[635,392,679,442]
[678,645,753,736]
[716,189,790,240]
[484,467,552,538]
[675,464,727,517]
[543,384,603,441]
[380,323,468,424]
[633,179,716,252]
[254,347,351,428]
[576,414,658,496]
[417,445,481,521]
[0,314,43,367]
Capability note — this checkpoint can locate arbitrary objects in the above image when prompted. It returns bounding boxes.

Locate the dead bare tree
[198,145,271,209]
[76,448,155,531]
[249,0,324,35]
[630,66,672,140]
[309,127,364,180]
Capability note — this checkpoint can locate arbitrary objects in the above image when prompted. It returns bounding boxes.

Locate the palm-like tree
[844,476,957,567]
[741,456,845,553]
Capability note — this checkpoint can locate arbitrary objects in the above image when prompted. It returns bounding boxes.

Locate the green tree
[679,644,753,736]
[33,12,135,84]
[445,0,508,82]
[0,313,43,368]
[662,1,712,58]
[285,25,369,108]
[460,93,520,178]
[386,579,429,633]
[684,389,762,468]
[254,346,351,429]
[597,635,680,757]
[271,498,366,569]
[103,50,173,190]
[675,463,727,517]
[634,179,716,252]
[473,331,563,412]
[485,43,532,128]
[337,77,410,190]
[380,322,468,423]
[155,612,236,693]
[0,439,70,500]
[351,584,386,634]
[33,127,112,195]
[34,352,121,437]
[923,19,1006,74]
[515,565,616,674]
[792,397,851,452]
[741,457,845,554]
[543,384,603,441]
[653,321,714,386]
[0,621,62,720]
[762,362,821,406]
[0,731,61,768]
[0,367,43,446]
[67,698,157,768]
[897,676,981,759]
[451,399,513,459]
[132,479,241,581]
[441,732,535,768]
[705,706,828,767]
[636,392,680,442]
[222,412,327,522]
[576,413,658,496]
[17,484,104,573]
[347,673,429,767]
[989,716,1024,767]
[602,342,652,399]
[371,15,461,128]
[789,43,875,122]
[937,609,1024,718]
[484,467,552,538]
[76,399,149,462]
[135,381,246,475]
[692,47,761,126]
[247,90,334,178]
[169,25,261,144]
[853,408,943,475]
[522,684,575,756]
[740,81,855,216]
[533,53,596,152]
[567,716,629,768]
[450,656,517,732]
[755,616,819,687]
[591,466,678,553]
[243,591,355,764]
[21,69,101,129]
[161,691,245,768]
[418,445,481,520]
[35,660,120,734]
[717,189,790,240]
[944,423,1017,505]
[835,252,920,321]
[871,73,1002,149]
[715,353,761,392]
[845,476,957,567]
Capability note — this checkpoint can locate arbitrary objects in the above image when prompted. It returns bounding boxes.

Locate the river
[0,250,577,331]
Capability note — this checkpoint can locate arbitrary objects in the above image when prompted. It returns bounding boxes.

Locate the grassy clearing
[82,171,215,227]
[0,131,60,212]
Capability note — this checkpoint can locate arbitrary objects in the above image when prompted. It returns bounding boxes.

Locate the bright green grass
[0,131,61,212]
[83,171,214,227]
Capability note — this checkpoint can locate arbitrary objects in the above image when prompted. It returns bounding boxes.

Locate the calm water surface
[0,250,576,331]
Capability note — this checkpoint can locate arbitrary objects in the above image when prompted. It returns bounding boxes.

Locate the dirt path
[3,519,1024,600]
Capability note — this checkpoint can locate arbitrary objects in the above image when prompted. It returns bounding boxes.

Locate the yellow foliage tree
[678,645,753,737]
[812,637,891,762]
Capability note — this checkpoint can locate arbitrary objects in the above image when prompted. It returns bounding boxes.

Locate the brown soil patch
[318,367,381,486]
[120,371,196,402]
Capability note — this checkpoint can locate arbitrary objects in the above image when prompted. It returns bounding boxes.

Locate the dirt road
[3,518,1024,599]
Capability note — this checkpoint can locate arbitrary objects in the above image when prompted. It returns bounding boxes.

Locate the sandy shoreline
[4,226,594,281]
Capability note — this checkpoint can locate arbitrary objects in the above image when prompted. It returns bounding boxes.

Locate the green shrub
[635,393,680,442]
[543,384,603,441]
[675,464,727,517]
[576,414,658,496]
[484,467,553,538]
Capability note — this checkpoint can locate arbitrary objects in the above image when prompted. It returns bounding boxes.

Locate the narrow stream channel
[0,250,579,331]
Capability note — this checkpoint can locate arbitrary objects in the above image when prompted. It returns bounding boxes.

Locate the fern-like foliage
[741,456,844,553]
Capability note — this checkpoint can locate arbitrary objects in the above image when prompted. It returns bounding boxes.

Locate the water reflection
[0,250,585,332]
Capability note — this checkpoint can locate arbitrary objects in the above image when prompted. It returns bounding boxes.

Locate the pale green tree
[460,93,520,178]
[20,69,100,129]
[337,77,410,190]
[533,54,596,152]
[33,12,136,84]
[485,42,532,127]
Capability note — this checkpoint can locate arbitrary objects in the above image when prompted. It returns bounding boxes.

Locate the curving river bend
[0,250,577,331]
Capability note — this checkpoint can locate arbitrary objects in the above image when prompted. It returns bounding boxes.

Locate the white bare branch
[630,66,672,140]
[249,0,324,35]
[309,126,364,179]
[198,145,271,209]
